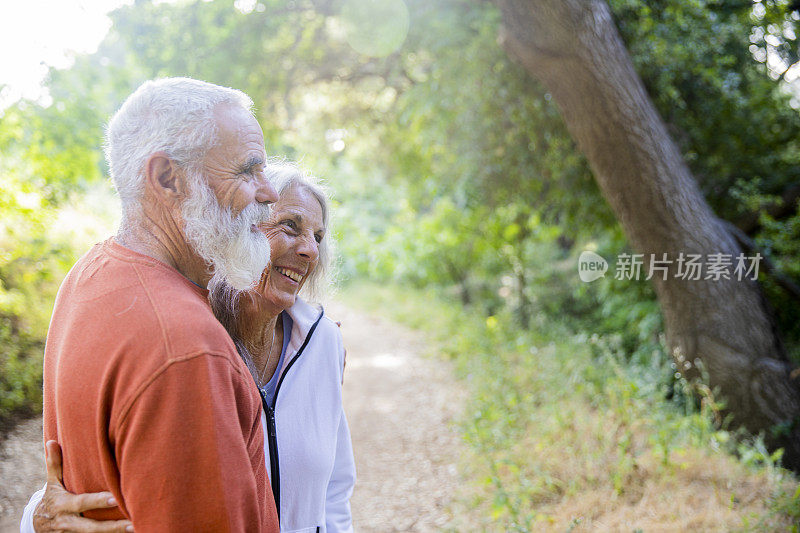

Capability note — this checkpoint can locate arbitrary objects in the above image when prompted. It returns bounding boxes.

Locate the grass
[338,280,800,532]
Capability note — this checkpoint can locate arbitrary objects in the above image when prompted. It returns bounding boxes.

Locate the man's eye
[283,220,298,230]
[239,167,261,179]
[314,234,322,244]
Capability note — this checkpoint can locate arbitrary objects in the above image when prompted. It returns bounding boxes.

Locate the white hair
[104,77,254,228]
[181,168,272,292]
[265,161,333,300]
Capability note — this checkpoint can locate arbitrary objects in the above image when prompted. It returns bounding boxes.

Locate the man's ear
[145,152,187,202]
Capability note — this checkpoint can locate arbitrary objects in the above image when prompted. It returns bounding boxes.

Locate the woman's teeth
[275,266,302,283]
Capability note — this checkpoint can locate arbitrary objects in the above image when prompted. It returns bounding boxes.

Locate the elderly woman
[22,164,356,533]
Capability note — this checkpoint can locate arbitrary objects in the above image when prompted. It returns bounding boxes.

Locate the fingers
[45,440,64,484]
[335,321,342,328]
[60,491,119,514]
[36,447,131,533]
[51,514,133,533]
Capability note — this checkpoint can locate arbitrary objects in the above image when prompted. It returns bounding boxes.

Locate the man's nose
[255,174,279,204]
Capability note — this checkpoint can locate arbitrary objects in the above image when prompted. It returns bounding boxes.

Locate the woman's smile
[255,184,325,311]
[274,266,304,284]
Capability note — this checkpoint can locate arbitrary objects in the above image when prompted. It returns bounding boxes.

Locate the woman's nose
[296,234,319,262]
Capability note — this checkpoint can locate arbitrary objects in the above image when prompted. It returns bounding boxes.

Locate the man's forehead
[204,104,266,165]
[212,104,263,139]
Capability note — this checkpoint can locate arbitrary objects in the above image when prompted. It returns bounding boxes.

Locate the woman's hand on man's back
[32,441,133,533]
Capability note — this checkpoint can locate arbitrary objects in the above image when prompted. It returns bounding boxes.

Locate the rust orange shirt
[43,238,278,532]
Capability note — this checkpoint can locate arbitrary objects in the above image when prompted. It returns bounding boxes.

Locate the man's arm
[113,353,274,532]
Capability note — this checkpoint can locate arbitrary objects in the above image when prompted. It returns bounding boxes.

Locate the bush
[340,279,800,530]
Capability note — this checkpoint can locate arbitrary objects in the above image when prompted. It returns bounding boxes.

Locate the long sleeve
[20,485,45,533]
[111,353,275,532]
[325,337,356,533]
[324,413,356,533]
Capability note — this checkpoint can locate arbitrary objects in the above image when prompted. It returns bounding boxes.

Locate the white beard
[181,172,271,293]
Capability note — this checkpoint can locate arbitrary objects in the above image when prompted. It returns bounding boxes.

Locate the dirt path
[329,300,467,531]
[0,417,45,531]
[0,300,467,532]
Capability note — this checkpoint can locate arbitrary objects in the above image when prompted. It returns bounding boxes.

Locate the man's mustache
[237,202,272,228]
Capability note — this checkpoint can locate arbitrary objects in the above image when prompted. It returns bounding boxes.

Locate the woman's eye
[314,234,322,244]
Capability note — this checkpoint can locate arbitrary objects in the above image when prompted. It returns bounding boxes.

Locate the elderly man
[37,78,280,531]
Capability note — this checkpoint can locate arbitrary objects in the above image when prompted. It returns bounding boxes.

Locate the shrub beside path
[0,299,467,532]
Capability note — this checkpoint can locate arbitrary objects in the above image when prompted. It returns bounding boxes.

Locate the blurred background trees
[2,0,799,474]
[493,0,800,467]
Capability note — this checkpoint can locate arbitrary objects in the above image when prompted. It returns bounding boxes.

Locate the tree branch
[722,219,800,303]
[735,183,800,234]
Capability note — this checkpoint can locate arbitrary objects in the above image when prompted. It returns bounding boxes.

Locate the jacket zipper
[260,309,324,521]
[262,401,280,518]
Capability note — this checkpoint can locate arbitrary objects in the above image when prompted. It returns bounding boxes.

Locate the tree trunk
[492,0,800,469]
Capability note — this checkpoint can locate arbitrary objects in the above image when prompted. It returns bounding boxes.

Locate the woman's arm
[21,441,133,533]
[324,336,356,533]
[324,413,356,533]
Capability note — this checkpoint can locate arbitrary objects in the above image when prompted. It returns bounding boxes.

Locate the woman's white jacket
[267,298,356,533]
[20,297,356,533]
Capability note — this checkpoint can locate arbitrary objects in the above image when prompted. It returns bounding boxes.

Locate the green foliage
[757,207,800,359]
[612,0,800,207]
[610,0,800,356]
[342,281,799,530]
[0,158,80,433]
[0,45,127,432]
[333,0,800,365]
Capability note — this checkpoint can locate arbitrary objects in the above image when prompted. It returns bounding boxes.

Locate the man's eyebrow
[239,155,264,173]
